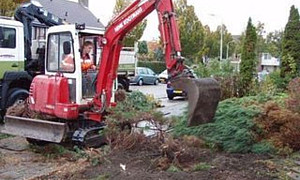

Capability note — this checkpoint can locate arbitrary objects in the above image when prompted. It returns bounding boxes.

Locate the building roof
[34,0,104,28]
[232,35,241,42]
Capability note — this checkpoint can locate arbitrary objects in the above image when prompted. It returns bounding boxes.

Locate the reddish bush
[256,102,300,151]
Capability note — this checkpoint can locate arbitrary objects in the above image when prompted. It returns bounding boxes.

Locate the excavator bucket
[171,78,221,126]
[1,115,67,143]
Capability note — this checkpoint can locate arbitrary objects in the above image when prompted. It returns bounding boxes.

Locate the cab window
[0,27,16,49]
[47,32,75,72]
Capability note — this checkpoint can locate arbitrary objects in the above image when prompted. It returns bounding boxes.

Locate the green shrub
[269,70,291,92]
[195,59,240,100]
[259,75,277,95]
[195,59,235,78]
[251,141,276,154]
[106,91,157,125]
[137,61,166,74]
[173,94,287,154]
[173,99,260,153]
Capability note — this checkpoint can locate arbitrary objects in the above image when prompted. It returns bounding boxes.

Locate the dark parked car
[130,67,160,86]
[166,81,187,100]
[166,69,197,100]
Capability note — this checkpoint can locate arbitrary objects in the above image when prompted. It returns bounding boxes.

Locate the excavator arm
[14,2,64,71]
[93,0,221,126]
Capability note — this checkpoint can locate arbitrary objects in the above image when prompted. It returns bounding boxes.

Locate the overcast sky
[88,0,300,41]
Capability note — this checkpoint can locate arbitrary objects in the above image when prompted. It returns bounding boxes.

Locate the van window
[0,27,16,49]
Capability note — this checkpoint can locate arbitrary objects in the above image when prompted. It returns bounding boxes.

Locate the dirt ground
[0,136,280,180]
[45,150,273,180]
[2,133,300,180]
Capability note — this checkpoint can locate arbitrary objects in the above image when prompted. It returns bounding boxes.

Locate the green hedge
[137,61,166,74]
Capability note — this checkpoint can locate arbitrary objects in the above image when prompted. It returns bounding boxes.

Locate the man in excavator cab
[81,41,96,72]
[81,40,97,97]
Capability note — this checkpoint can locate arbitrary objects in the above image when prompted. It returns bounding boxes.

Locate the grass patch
[192,162,212,171]
[167,165,181,172]
[30,144,78,160]
[93,174,110,180]
[0,133,13,140]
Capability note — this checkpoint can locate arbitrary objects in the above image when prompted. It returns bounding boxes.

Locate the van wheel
[118,78,130,91]
[6,88,29,108]
[118,83,124,90]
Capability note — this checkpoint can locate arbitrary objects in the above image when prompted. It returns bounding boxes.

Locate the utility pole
[209,14,223,61]
[220,24,223,61]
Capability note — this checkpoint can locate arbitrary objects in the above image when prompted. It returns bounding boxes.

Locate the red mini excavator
[2,0,220,147]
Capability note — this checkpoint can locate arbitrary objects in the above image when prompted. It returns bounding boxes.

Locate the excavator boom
[93,0,221,126]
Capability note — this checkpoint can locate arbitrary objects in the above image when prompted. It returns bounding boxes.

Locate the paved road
[130,83,188,117]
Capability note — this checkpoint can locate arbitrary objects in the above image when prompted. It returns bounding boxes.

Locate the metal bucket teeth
[1,115,67,143]
[172,78,221,126]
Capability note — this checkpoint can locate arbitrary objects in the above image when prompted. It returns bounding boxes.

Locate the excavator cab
[45,25,99,103]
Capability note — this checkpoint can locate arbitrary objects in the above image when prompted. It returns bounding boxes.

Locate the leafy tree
[202,24,234,60]
[112,0,147,47]
[255,22,283,58]
[221,25,234,59]
[154,47,164,61]
[240,18,258,96]
[234,33,245,58]
[281,5,300,78]
[202,26,220,59]
[138,41,148,55]
[0,0,29,16]
[0,0,17,16]
[201,26,214,59]
[175,0,204,63]
[256,22,268,57]
[265,30,283,58]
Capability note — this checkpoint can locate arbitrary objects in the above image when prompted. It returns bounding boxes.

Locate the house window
[0,26,16,49]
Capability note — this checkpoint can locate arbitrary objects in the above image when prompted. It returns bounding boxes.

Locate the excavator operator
[81,41,96,72]
[81,41,97,97]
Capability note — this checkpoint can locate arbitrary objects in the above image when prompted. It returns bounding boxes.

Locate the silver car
[130,67,160,86]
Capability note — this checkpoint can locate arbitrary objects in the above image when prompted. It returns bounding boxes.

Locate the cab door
[45,25,82,104]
